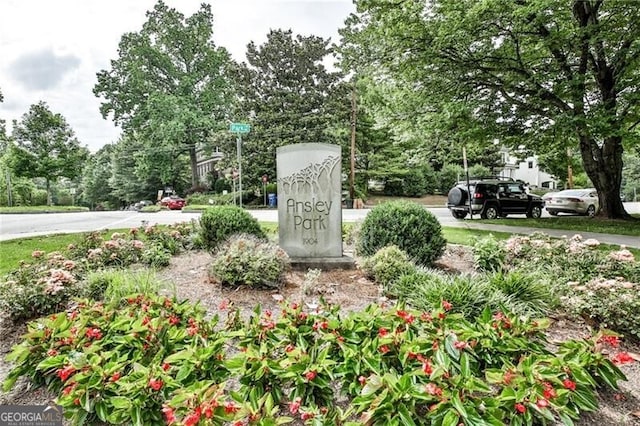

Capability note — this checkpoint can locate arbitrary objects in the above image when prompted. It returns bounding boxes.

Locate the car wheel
[548,210,558,216]
[586,205,596,217]
[527,206,542,218]
[447,187,467,206]
[451,210,467,219]
[481,205,499,219]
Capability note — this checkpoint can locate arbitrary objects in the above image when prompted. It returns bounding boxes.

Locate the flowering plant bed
[2,293,635,425]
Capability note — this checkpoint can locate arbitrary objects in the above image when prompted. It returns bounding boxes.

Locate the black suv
[447,177,544,219]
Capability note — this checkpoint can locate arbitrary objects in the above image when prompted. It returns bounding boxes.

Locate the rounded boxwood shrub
[208,234,290,288]
[199,205,266,250]
[360,245,416,290]
[357,201,446,266]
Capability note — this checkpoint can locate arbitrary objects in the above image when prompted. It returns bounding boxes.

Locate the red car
[160,196,186,210]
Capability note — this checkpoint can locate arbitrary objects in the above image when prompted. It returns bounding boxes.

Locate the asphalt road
[1,203,638,242]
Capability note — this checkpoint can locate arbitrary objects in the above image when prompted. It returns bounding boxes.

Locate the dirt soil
[1,245,639,425]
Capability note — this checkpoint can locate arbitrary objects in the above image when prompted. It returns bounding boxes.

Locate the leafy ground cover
[0,213,639,425]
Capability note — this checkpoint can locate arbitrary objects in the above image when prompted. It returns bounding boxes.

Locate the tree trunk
[46,179,52,206]
[578,134,631,219]
[189,146,198,187]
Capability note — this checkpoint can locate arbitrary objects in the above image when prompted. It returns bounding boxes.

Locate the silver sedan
[545,189,599,217]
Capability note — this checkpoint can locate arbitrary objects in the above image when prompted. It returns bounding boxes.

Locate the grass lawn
[482,215,640,236]
[0,206,89,213]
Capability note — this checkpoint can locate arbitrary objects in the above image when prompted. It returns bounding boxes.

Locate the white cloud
[0,0,353,152]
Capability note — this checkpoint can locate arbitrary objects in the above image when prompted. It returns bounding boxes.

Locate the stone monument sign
[277,143,342,258]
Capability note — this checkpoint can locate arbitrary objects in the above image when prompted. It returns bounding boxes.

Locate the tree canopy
[8,101,88,205]
[340,0,640,218]
[94,0,235,187]
[228,29,344,186]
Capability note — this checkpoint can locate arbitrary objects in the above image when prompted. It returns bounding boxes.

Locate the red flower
[187,325,199,336]
[289,397,302,414]
[149,378,163,391]
[285,344,295,353]
[162,362,171,371]
[422,360,433,375]
[442,300,452,311]
[162,405,176,424]
[224,401,239,414]
[85,327,103,340]
[379,345,390,354]
[218,299,229,310]
[425,383,442,396]
[305,370,317,381]
[438,312,446,320]
[378,327,389,337]
[562,379,576,391]
[62,383,76,395]
[358,376,367,385]
[612,352,635,365]
[298,312,308,321]
[56,365,75,382]
[420,312,432,322]
[291,302,299,310]
[515,403,526,414]
[204,406,213,418]
[47,348,58,357]
[598,335,620,348]
[301,412,314,420]
[542,382,557,399]
[396,310,415,324]
[110,372,121,382]
[168,315,180,325]
[454,341,467,350]
[183,407,202,426]
[536,398,549,408]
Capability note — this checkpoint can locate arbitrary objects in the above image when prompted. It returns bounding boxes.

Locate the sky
[0,0,355,152]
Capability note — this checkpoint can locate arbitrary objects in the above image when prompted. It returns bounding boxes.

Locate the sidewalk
[446,221,640,249]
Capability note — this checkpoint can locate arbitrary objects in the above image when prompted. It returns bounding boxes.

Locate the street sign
[230,123,250,133]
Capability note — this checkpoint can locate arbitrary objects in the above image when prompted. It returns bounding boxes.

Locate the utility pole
[229,122,250,208]
[237,134,243,208]
[349,85,357,201]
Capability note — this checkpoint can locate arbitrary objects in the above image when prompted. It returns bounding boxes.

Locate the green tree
[8,102,88,205]
[80,145,119,209]
[94,1,234,187]
[340,0,640,218]
[228,29,344,187]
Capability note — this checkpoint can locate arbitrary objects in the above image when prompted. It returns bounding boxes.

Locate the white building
[496,148,558,189]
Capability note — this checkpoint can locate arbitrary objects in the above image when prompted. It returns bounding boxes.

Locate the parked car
[160,196,186,210]
[545,188,599,217]
[541,192,556,202]
[447,177,544,219]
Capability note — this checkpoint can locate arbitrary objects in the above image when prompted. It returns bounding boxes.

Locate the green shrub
[0,252,84,320]
[356,201,446,266]
[487,270,555,316]
[83,269,170,304]
[402,170,427,197]
[391,270,501,318]
[360,245,416,290]
[208,234,289,288]
[199,205,266,250]
[471,235,506,272]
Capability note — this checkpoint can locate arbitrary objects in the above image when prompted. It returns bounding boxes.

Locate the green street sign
[230,123,250,133]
